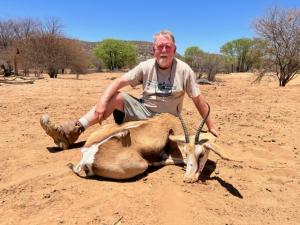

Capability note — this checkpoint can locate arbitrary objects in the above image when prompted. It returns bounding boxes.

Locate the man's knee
[103,92,125,120]
[111,92,125,107]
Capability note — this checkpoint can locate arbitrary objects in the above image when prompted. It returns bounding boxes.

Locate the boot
[40,114,85,149]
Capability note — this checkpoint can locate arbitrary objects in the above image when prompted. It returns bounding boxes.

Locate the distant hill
[80,40,182,63]
[80,40,154,63]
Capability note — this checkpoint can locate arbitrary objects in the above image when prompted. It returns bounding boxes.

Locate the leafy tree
[202,53,224,81]
[254,7,300,86]
[183,46,204,74]
[184,46,225,81]
[245,38,265,70]
[220,38,254,72]
[94,39,137,71]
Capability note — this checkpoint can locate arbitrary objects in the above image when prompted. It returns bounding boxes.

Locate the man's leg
[79,92,125,127]
[40,92,125,149]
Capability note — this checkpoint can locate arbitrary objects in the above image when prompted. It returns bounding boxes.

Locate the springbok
[68,104,232,182]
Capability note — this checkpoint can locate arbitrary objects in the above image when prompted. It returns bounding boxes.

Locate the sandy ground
[0,72,299,225]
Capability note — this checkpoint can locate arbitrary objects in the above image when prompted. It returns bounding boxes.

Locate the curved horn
[194,102,210,145]
[177,105,190,143]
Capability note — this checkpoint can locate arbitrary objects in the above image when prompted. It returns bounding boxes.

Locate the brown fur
[69,113,236,181]
[89,113,184,179]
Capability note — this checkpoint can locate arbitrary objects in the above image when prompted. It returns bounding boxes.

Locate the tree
[254,7,300,86]
[184,46,225,81]
[63,38,89,75]
[183,46,204,76]
[19,34,89,78]
[220,38,255,72]
[94,39,137,71]
[0,19,18,75]
[244,38,265,70]
[202,53,224,81]
[0,18,40,75]
[1,17,90,78]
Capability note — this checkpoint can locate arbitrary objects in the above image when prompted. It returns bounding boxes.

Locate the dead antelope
[68,104,232,182]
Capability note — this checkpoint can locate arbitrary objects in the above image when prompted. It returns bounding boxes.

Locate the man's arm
[192,95,219,137]
[95,76,130,122]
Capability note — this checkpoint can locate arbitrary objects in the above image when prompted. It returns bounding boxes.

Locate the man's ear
[174,45,177,54]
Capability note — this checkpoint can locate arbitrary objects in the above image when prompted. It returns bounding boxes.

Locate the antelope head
[170,103,212,183]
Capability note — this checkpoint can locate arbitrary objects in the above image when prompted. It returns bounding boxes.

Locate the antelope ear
[168,135,186,143]
[200,132,217,141]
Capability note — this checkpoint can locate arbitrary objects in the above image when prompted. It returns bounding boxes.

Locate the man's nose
[161,46,167,52]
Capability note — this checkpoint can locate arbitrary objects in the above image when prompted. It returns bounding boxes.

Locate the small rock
[265,188,272,192]
[43,193,51,198]
[57,217,64,224]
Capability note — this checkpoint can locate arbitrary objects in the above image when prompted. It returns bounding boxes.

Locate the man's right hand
[93,76,130,125]
[95,100,107,124]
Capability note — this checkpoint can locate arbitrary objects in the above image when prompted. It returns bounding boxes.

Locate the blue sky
[0,0,299,54]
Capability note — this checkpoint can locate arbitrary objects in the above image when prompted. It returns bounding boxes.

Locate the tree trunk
[279,77,287,87]
[24,68,29,76]
[14,55,18,76]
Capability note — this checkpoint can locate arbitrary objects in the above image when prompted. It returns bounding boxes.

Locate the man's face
[153,35,176,69]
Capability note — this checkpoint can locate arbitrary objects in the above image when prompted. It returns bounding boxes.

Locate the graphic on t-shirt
[146,80,177,97]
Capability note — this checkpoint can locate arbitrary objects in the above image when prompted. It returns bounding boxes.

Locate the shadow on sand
[47,145,243,198]
[46,141,86,153]
[200,160,243,199]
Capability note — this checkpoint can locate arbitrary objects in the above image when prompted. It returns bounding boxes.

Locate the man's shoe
[40,114,85,149]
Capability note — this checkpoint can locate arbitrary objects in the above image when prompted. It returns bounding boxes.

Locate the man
[41,30,219,149]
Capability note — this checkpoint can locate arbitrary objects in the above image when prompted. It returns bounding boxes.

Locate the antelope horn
[177,105,190,143]
[194,102,210,145]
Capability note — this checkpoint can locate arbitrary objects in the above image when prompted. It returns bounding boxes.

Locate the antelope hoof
[183,175,198,183]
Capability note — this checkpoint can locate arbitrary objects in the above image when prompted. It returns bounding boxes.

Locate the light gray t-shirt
[123,58,200,115]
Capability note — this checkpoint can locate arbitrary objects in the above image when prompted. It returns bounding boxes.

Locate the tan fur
[69,113,237,181]
[84,120,148,147]
[92,114,184,179]
[71,113,186,180]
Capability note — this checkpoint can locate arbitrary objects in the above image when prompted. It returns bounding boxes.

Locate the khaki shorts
[113,93,159,125]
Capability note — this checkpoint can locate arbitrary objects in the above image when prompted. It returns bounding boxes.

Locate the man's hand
[93,77,130,125]
[95,100,107,124]
[192,95,220,138]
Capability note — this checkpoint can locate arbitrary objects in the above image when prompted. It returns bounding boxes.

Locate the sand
[0,72,299,225]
